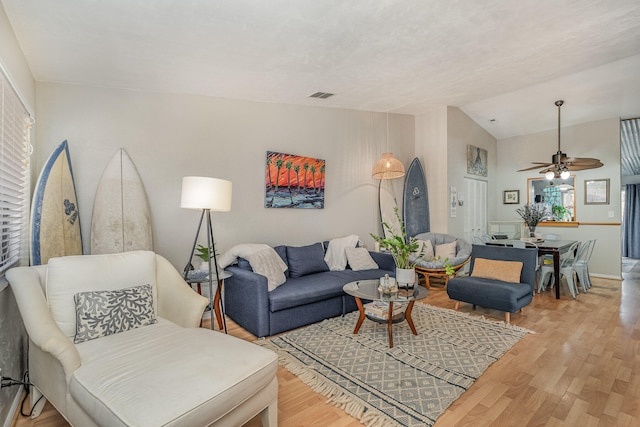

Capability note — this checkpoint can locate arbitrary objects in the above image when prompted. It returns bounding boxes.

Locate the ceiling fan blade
[562,157,603,165]
[517,163,553,172]
[565,162,603,171]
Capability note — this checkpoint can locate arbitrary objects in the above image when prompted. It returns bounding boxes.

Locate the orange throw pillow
[471,258,523,283]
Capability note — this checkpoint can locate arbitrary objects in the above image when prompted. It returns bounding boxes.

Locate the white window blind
[0,72,30,274]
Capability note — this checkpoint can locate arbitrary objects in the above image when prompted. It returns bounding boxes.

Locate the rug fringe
[257,340,400,427]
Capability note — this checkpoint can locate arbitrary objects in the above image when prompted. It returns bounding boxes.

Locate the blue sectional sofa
[224,242,395,337]
[446,244,537,323]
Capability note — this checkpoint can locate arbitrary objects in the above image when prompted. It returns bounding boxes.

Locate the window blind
[0,72,30,274]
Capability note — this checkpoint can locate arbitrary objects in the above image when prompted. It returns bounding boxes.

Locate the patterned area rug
[257,303,532,427]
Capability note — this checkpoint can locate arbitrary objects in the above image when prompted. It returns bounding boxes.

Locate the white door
[464,178,487,243]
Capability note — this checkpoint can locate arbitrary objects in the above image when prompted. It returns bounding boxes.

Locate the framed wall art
[265,151,325,209]
[467,145,488,177]
[503,190,519,204]
[584,178,609,205]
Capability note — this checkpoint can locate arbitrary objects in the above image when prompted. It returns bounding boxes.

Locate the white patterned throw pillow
[74,284,157,344]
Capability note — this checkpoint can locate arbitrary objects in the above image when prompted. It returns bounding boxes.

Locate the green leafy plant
[442,258,455,276]
[370,207,423,269]
[551,205,568,221]
[195,244,212,262]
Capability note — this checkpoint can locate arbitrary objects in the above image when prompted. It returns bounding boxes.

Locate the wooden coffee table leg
[388,301,394,348]
[405,300,418,335]
[353,297,365,334]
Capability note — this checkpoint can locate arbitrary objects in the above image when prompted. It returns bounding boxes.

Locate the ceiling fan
[518,100,603,179]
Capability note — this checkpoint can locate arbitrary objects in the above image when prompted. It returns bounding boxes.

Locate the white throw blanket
[218,243,271,269]
[324,235,360,271]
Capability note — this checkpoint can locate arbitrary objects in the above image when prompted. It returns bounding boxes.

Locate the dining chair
[472,236,485,245]
[574,239,595,291]
[537,241,580,298]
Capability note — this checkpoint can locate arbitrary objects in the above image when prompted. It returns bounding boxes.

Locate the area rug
[256,303,532,427]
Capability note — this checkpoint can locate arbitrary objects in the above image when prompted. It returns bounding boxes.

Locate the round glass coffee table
[343,279,429,348]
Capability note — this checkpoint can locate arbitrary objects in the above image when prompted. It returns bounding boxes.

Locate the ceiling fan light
[560,170,570,179]
[545,171,555,180]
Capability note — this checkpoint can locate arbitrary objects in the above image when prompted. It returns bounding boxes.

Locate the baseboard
[3,385,24,427]
[591,273,622,281]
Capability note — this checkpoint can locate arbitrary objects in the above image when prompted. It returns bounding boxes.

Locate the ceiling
[3,0,640,139]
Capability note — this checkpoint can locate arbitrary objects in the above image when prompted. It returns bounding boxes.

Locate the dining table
[485,239,577,299]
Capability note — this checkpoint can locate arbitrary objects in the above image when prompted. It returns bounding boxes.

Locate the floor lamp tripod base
[183,209,227,333]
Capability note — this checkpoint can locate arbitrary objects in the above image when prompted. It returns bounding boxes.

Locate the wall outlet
[608,210,615,218]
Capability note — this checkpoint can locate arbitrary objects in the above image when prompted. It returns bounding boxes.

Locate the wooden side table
[185,270,232,333]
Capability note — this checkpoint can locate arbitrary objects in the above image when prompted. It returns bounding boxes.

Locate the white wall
[446,107,497,237]
[496,117,622,278]
[415,106,448,232]
[415,107,497,236]
[35,82,415,269]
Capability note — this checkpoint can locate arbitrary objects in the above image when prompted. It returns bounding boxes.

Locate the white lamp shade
[181,176,232,211]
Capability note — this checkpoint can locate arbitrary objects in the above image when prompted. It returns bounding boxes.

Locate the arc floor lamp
[181,176,232,331]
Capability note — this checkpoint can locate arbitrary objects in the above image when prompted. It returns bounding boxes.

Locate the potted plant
[515,203,546,237]
[195,244,215,271]
[370,207,423,286]
[551,204,568,221]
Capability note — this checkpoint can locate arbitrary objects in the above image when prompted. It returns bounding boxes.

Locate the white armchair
[7,251,277,427]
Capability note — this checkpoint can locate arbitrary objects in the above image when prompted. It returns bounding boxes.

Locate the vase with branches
[515,203,546,237]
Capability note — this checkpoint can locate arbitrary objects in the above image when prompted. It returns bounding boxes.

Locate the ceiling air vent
[309,91,334,99]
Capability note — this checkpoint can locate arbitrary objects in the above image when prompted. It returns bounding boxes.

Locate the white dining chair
[574,239,595,291]
[472,236,485,245]
[538,241,580,298]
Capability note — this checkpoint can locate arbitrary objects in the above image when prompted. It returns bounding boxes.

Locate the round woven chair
[411,232,472,290]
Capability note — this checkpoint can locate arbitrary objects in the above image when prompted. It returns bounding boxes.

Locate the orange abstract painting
[265,151,325,208]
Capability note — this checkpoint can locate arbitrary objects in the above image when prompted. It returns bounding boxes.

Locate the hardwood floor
[12,274,640,426]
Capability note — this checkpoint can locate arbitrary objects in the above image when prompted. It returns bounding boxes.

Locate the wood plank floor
[12,273,640,426]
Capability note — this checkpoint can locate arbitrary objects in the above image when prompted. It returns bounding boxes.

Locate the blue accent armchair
[446,244,538,323]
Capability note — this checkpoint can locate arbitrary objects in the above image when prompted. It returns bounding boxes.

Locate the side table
[185,270,232,333]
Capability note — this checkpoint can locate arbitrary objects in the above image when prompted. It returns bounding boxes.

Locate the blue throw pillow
[286,242,329,278]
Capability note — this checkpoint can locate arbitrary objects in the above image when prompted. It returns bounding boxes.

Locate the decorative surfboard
[91,148,153,254]
[378,179,402,239]
[403,157,430,238]
[31,140,83,265]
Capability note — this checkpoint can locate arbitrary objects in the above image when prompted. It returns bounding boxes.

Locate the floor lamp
[181,176,232,332]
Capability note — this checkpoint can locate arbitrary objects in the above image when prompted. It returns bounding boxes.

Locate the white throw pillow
[246,247,288,291]
[416,239,435,260]
[435,241,457,260]
[324,234,360,271]
[345,247,379,271]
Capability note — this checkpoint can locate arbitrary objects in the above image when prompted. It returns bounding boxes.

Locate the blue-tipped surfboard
[403,158,430,238]
[30,140,83,265]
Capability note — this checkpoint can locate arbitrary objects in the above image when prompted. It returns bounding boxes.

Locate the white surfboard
[91,148,153,254]
[378,179,402,239]
[31,140,83,265]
